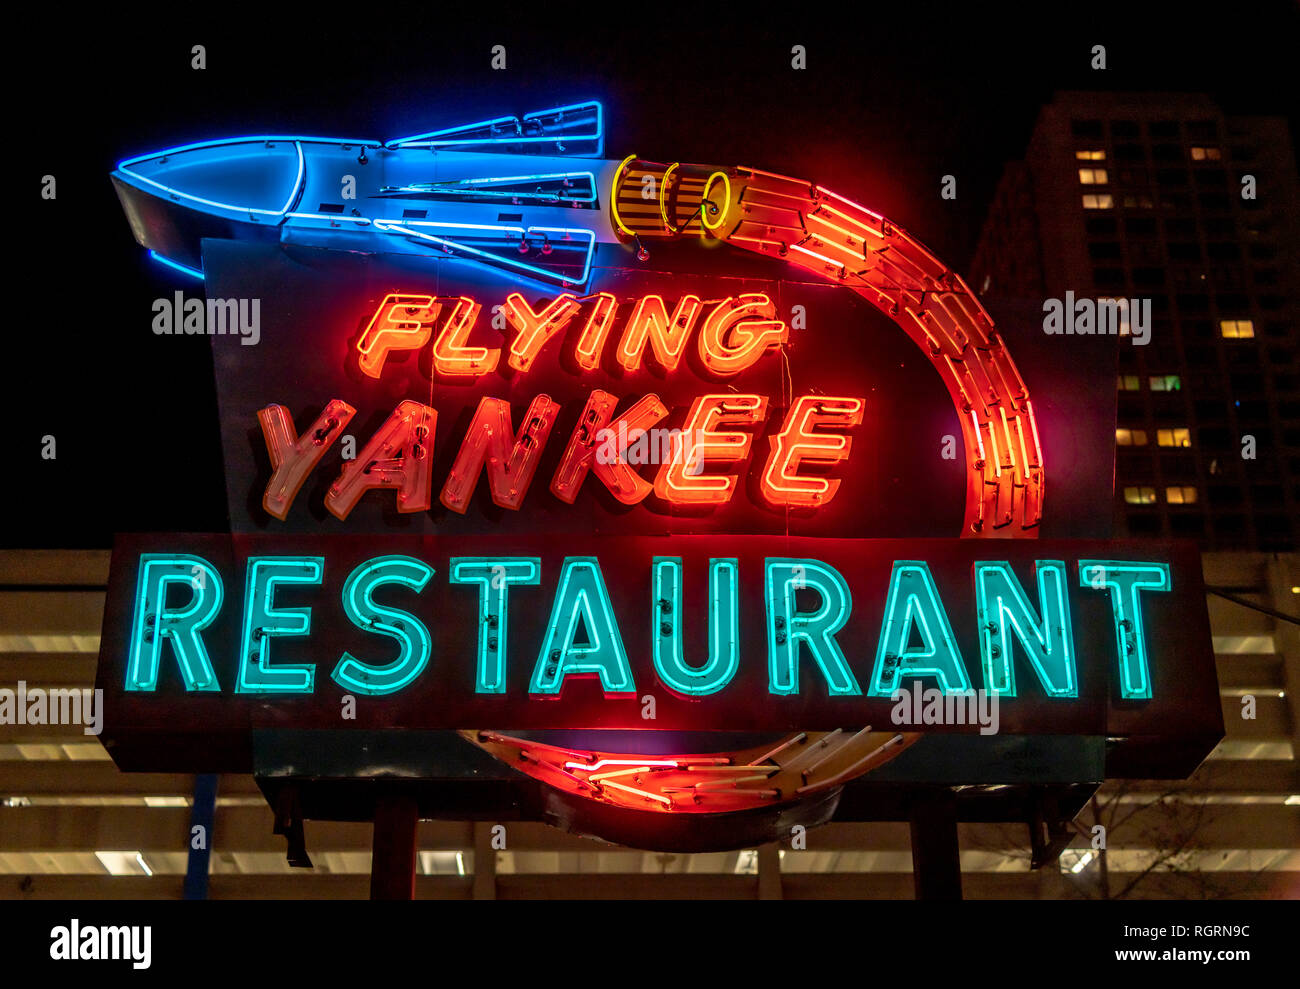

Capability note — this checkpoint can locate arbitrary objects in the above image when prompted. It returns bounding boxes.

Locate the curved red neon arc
[613,159,1044,537]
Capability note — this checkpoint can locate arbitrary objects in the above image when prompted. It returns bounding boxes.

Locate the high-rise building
[972,92,1300,551]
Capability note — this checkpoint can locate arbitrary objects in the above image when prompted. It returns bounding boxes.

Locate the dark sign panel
[97,533,1219,774]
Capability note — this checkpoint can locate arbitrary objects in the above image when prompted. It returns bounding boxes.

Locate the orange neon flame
[549,390,668,505]
[614,294,703,373]
[504,292,582,373]
[653,394,768,505]
[258,400,356,520]
[432,296,497,376]
[573,292,618,371]
[324,400,435,519]
[696,294,787,376]
[439,394,560,513]
[356,294,440,378]
[760,395,864,508]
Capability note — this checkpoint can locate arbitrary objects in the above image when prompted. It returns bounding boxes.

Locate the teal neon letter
[652,557,739,696]
[765,559,859,696]
[869,561,970,695]
[332,555,434,695]
[530,558,634,695]
[126,554,223,691]
[449,557,539,694]
[236,557,323,694]
[974,560,1076,697]
[1078,560,1170,699]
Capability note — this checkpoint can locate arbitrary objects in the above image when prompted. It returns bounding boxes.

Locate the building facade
[972,92,1300,551]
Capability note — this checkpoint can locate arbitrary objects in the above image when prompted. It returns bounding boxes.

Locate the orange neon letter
[440,394,561,513]
[356,294,439,378]
[615,294,703,373]
[324,401,436,519]
[697,294,787,375]
[432,297,497,376]
[550,390,668,505]
[760,396,865,508]
[258,399,356,520]
[504,292,582,372]
[573,292,618,371]
[653,394,768,506]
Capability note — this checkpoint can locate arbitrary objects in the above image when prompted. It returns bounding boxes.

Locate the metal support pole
[757,843,783,900]
[909,789,963,900]
[182,774,218,900]
[370,793,419,900]
[473,822,497,900]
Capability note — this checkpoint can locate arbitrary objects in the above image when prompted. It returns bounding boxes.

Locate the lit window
[1190,146,1222,161]
[1166,485,1198,504]
[1082,194,1114,209]
[1149,375,1181,391]
[1076,149,1106,161]
[1116,428,1148,446]
[1219,319,1255,339]
[1124,486,1157,505]
[1157,428,1191,448]
[1079,168,1109,185]
[1099,297,1132,336]
[1117,375,1142,391]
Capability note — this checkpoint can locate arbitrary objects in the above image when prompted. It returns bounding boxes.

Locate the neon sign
[105,535,1213,723]
[101,100,1221,835]
[254,291,864,519]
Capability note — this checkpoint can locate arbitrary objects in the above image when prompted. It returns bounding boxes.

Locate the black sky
[10,3,1299,545]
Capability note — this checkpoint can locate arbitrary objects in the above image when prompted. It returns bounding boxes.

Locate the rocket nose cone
[116,137,305,218]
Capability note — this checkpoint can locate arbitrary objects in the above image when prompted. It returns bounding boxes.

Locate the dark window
[1111,120,1140,138]
[1088,242,1122,260]
[1072,119,1104,138]
[1170,516,1205,536]
[1253,485,1285,506]
[1209,486,1243,509]
[1126,515,1162,535]
[1168,242,1200,261]
[1085,217,1118,236]
[1149,121,1179,138]
[1199,427,1231,449]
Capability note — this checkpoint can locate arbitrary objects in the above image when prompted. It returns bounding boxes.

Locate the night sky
[11,4,1299,546]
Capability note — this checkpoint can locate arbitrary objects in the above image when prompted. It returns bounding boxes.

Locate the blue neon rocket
[111,102,618,287]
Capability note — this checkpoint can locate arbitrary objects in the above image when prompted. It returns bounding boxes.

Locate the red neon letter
[653,394,768,505]
[573,292,618,371]
[432,297,497,376]
[324,401,436,519]
[760,395,864,508]
[615,294,703,373]
[504,292,582,372]
[550,390,668,505]
[440,394,561,513]
[697,294,787,375]
[258,399,356,520]
[356,294,439,378]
